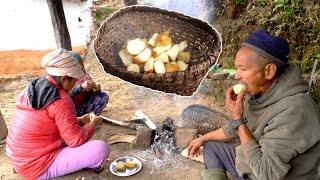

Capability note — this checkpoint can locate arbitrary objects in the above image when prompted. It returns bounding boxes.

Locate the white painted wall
[0,0,92,50]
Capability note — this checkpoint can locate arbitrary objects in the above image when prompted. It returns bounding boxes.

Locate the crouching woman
[6,49,109,180]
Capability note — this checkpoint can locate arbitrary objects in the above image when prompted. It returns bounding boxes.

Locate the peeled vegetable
[119,49,133,66]
[119,30,190,74]
[133,48,152,64]
[127,38,146,55]
[92,83,100,91]
[148,33,159,47]
[156,31,172,47]
[152,44,172,57]
[115,161,126,171]
[154,61,166,74]
[83,112,95,124]
[127,64,140,73]
[177,52,190,62]
[125,160,137,168]
[144,57,154,72]
[166,44,180,61]
[154,52,169,63]
[177,61,188,71]
[165,63,180,72]
[178,41,188,52]
[233,84,246,94]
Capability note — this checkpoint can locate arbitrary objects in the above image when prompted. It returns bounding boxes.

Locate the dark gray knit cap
[243,29,290,67]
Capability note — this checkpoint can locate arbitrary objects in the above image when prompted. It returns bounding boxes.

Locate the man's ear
[265,63,277,80]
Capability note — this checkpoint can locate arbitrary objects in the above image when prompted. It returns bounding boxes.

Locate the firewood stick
[101,116,137,129]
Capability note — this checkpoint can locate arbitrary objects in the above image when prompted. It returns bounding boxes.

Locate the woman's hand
[187,137,205,157]
[93,84,101,92]
[80,113,91,124]
[81,80,95,91]
[89,114,103,127]
[226,87,245,119]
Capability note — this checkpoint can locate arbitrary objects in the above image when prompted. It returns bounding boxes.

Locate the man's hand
[81,80,95,91]
[187,137,204,157]
[226,87,245,119]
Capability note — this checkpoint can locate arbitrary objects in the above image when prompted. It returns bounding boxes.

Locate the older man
[187,29,320,180]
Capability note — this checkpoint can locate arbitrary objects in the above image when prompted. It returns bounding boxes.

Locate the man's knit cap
[243,29,290,66]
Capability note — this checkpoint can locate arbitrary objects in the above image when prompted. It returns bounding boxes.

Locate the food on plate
[119,49,133,67]
[166,44,180,61]
[177,61,188,71]
[178,40,188,52]
[127,64,140,73]
[156,31,172,47]
[165,63,180,72]
[177,52,190,62]
[133,48,152,64]
[115,160,126,171]
[154,61,166,74]
[125,160,137,168]
[233,83,246,94]
[148,33,159,47]
[127,38,147,55]
[144,57,154,73]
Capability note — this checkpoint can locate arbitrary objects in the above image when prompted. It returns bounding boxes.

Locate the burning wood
[151,117,176,156]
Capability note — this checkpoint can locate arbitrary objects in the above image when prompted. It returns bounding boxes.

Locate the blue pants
[203,141,243,180]
[75,92,109,116]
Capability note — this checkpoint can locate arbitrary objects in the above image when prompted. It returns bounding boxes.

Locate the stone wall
[198,72,237,107]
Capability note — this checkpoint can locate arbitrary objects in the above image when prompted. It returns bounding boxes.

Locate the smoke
[144,0,215,25]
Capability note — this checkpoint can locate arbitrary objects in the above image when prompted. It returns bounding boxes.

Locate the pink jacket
[6,76,94,179]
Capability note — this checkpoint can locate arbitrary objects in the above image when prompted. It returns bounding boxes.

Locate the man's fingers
[193,149,199,157]
[236,91,245,103]
[187,145,192,156]
[189,148,194,157]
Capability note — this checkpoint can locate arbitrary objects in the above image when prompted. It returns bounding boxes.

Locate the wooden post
[123,0,137,6]
[46,0,72,50]
[0,111,8,140]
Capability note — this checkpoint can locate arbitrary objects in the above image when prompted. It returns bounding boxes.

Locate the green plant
[93,7,117,28]
[95,11,102,20]
[257,0,320,74]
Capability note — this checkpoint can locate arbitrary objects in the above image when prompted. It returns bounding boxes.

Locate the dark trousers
[203,141,243,180]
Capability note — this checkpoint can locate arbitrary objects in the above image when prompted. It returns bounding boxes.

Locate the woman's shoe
[83,165,104,174]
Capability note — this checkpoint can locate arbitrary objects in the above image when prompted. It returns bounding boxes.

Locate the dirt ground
[0,46,85,79]
[0,0,227,178]
[0,36,229,180]
[3,1,318,179]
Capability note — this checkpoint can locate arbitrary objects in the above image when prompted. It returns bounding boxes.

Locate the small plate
[110,156,142,176]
